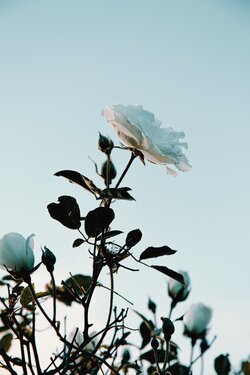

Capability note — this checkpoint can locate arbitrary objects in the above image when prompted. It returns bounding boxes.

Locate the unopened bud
[98,133,114,155]
[151,337,159,350]
[101,159,117,185]
[42,246,56,273]
[161,317,175,341]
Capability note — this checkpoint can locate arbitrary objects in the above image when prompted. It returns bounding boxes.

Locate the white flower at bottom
[184,303,212,337]
[102,104,191,176]
[0,233,35,272]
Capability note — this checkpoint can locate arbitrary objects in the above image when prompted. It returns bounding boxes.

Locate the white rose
[0,233,35,272]
[168,270,191,302]
[184,303,212,337]
[102,104,191,176]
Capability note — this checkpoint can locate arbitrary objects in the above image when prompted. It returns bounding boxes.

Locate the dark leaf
[151,266,184,284]
[20,285,50,307]
[140,245,176,261]
[72,238,85,248]
[20,285,33,307]
[46,274,93,306]
[2,275,15,281]
[114,332,131,348]
[140,320,154,349]
[47,196,81,229]
[140,345,177,364]
[0,326,9,333]
[85,207,115,238]
[64,274,92,294]
[96,230,123,241]
[55,170,101,195]
[126,229,142,249]
[168,363,190,375]
[0,333,13,352]
[99,187,135,201]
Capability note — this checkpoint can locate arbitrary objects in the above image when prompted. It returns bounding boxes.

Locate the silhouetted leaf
[140,320,154,349]
[126,229,142,249]
[114,332,131,348]
[140,345,177,364]
[151,266,184,284]
[0,333,13,352]
[20,285,33,307]
[99,187,135,201]
[168,363,190,375]
[2,275,15,281]
[48,196,81,229]
[72,238,85,248]
[140,246,176,261]
[54,170,101,195]
[20,285,50,307]
[46,274,93,306]
[97,230,123,241]
[0,326,9,333]
[85,207,115,237]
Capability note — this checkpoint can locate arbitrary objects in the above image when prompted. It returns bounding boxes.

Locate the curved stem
[89,268,114,356]
[19,335,28,375]
[162,340,170,371]
[115,152,137,188]
[188,342,195,374]
[153,347,161,373]
[30,303,42,374]
[200,354,204,375]
[50,271,57,324]
[26,280,71,347]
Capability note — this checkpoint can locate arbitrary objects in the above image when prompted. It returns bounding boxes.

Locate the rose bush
[184,302,212,337]
[102,104,191,176]
[0,232,35,272]
[168,270,191,302]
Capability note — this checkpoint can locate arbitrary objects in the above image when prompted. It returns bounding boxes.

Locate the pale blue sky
[0,0,250,373]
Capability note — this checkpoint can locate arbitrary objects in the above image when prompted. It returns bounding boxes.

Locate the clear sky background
[0,0,250,373]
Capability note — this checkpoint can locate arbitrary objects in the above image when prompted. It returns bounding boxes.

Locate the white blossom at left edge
[0,232,35,272]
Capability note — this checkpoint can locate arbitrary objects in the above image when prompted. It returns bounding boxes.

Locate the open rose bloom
[0,233,35,273]
[184,302,212,338]
[102,104,191,176]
